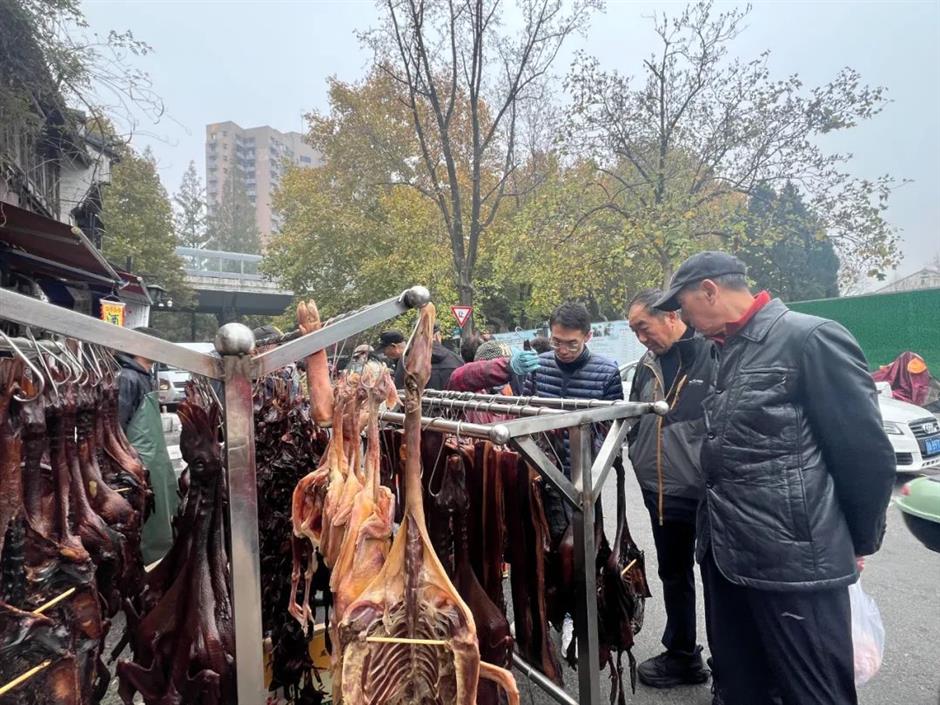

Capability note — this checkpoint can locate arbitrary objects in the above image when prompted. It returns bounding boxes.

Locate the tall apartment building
[205,121,320,243]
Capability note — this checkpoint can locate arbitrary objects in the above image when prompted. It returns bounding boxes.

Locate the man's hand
[510,350,540,375]
[856,555,866,573]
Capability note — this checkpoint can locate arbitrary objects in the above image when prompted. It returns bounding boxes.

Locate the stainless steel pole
[217,325,266,705]
[0,287,222,377]
[423,388,623,409]
[378,411,511,444]
[570,423,601,705]
[512,653,578,705]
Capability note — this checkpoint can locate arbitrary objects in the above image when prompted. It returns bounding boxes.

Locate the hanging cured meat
[465,443,506,615]
[505,459,563,685]
[596,458,651,702]
[0,602,78,705]
[337,303,519,705]
[60,381,124,618]
[97,374,152,524]
[379,428,404,525]
[297,300,334,427]
[0,359,24,563]
[255,376,330,701]
[0,352,118,704]
[328,361,398,696]
[321,380,365,570]
[290,296,358,631]
[117,394,234,705]
[440,453,513,705]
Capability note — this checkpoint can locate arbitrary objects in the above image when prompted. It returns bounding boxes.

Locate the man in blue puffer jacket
[525,302,624,539]
[444,302,623,540]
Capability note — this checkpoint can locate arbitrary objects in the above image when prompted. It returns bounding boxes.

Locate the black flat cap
[654,251,747,311]
[377,330,405,348]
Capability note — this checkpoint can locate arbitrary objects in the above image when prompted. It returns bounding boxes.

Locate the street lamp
[146,284,173,308]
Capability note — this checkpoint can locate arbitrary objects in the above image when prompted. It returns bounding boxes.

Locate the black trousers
[642,490,699,654]
[701,548,858,705]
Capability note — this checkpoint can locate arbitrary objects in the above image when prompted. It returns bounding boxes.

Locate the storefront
[0,200,152,326]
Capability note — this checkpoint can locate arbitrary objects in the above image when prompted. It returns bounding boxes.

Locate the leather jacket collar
[734,298,789,343]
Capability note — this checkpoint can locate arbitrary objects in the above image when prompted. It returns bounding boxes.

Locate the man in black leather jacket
[655,251,895,705]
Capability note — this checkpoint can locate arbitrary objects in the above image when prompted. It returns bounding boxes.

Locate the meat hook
[25,327,59,401]
[0,329,46,402]
[52,340,86,384]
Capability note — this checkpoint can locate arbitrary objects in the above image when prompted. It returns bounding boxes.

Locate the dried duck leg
[297,299,335,427]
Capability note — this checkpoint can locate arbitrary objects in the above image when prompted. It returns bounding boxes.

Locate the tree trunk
[660,256,674,289]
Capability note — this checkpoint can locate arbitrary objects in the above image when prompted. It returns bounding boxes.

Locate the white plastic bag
[849,580,885,686]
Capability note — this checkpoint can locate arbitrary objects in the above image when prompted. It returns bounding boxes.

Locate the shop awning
[0,200,122,286]
[113,269,153,305]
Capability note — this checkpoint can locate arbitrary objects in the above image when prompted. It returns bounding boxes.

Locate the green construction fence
[788,288,940,372]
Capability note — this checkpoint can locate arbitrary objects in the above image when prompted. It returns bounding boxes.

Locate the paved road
[515,468,940,705]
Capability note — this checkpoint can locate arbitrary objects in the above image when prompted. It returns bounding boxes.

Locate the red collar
[712,291,771,345]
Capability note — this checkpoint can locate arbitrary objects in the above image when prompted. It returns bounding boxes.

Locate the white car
[876,384,940,474]
[619,362,940,474]
[158,342,216,408]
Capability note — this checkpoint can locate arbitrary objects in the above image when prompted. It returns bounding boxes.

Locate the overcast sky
[83,0,940,278]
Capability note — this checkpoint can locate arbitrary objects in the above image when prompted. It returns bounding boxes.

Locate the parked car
[157,342,216,409]
[876,383,940,474]
[618,361,940,474]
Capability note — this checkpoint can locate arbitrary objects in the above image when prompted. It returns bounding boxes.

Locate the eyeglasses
[549,338,583,351]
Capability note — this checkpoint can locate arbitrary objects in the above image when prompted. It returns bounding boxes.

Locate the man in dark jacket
[626,289,715,689]
[395,324,463,390]
[655,251,895,705]
[116,327,161,429]
[377,330,406,371]
[525,302,624,540]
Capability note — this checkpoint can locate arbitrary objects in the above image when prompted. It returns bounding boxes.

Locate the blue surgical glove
[510,349,540,375]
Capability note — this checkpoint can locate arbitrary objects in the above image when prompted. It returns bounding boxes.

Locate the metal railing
[175,246,263,281]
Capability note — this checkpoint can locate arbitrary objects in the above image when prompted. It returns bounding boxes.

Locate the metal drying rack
[382,388,667,705]
[0,286,666,705]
